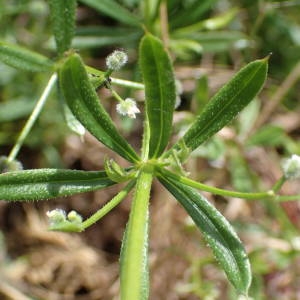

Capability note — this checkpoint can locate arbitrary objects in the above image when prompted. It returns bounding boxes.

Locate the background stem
[7,73,57,162]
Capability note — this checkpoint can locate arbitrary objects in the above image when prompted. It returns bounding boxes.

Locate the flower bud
[106,50,128,71]
[283,154,300,179]
[46,209,66,224]
[0,156,23,173]
[67,210,83,224]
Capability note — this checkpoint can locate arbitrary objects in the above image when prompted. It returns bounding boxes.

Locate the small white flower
[106,50,128,71]
[283,154,300,179]
[46,209,66,224]
[67,210,83,224]
[174,79,183,109]
[116,98,140,119]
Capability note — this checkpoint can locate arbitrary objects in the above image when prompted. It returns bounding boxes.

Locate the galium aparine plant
[1,1,300,299]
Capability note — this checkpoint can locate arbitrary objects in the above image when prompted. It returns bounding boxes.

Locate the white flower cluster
[283,154,300,180]
[106,50,128,71]
[46,209,83,226]
[116,98,140,119]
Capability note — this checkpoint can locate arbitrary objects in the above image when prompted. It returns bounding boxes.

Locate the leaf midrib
[185,61,265,148]
[149,39,165,158]
[69,59,138,162]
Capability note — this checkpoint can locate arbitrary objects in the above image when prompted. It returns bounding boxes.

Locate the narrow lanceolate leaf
[120,170,152,300]
[0,169,115,201]
[59,53,140,163]
[79,0,140,27]
[140,34,176,158]
[0,41,53,72]
[172,57,268,153]
[159,173,251,295]
[49,0,77,55]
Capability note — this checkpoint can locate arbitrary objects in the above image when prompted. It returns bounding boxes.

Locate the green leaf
[247,125,286,147]
[58,87,86,137]
[173,8,238,35]
[0,98,35,122]
[59,53,140,163]
[172,57,268,153]
[120,170,152,300]
[72,33,140,50]
[62,101,86,137]
[79,0,140,27]
[172,31,248,53]
[140,34,176,158]
[169,38,203,60]
[0,169,115,201]
[0,41,53,72]
[158,173,251,295]
[143,0,160,25]
[169,0,217,29]
[49,0,77,55]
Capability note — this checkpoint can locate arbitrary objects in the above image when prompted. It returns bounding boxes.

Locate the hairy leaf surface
[140,34,176,158]
[49,0,77,55]
[59,53,140,163]
[0,41,53,72]
[172,57,268,153]
[120,171,152,300]
[159,172,252,295]
[0,169,115,201]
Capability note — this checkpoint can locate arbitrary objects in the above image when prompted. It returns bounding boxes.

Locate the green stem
[160,169,300,203]
[82,180,136,230]
[144,0,151,30]
[110,88,124,103]
[159,168,275,200]
[276,194,300,202]
[7,73,57,162]
[271,176,286,193]
[121,169,153,300]
[110,77,144,90]
[86,65,144,90]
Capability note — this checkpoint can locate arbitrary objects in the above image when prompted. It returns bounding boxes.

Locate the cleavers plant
[1,1,300,299]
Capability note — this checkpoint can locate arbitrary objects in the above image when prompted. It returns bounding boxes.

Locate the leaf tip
[262,52,272,62]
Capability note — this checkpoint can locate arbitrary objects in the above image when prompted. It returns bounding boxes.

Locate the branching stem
[82,180,136,230]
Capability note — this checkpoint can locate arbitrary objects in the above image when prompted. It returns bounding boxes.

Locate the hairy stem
[159,168,275,200]
[82,180,136,230]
